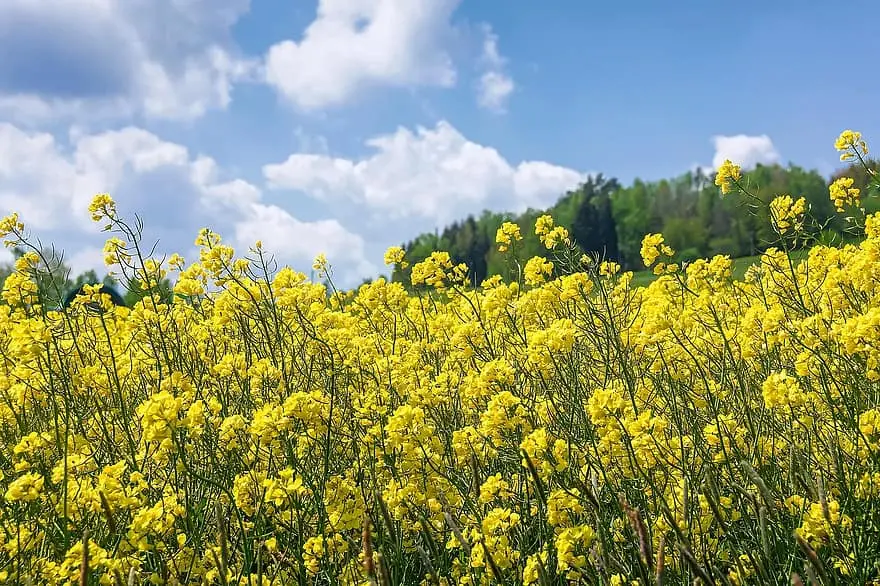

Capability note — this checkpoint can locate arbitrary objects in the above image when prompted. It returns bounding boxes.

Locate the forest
[391,159,880,285]
[2,159,878,298]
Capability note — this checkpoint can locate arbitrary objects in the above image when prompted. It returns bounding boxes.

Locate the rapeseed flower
[1,128,879,584]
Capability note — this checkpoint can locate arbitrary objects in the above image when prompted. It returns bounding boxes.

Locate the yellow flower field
[0,132,878,585]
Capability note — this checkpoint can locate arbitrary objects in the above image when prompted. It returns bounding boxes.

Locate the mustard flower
[640,233,675,267]
[769,194,807,234]
[88,192,117,222]
[383,245,408,268]
[715,159,742,195]
[829,176,860,212]
[524,256,554,286]
[835,129,869,161]
[495,221,522,252]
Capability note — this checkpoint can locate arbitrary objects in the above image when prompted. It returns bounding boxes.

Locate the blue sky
[1,0,878,287]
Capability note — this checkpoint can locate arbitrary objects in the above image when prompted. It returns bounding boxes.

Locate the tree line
[0,247,173,308]
[391,159,880,285]
[1,158,878,298]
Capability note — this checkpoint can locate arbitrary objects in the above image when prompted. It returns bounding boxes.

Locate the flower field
[0,132,878,585]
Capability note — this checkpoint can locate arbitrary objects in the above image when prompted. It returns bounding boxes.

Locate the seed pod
[375,491,397,545]
[443,510,471,556]
[521,449,547,506]
[363,515,376,583]
[376,552,393,586]
[99,490,118,535]
[759,505,771,561]
[620,495,653,571]
[79,530,90,586]
[655,535,666,586]
[794,532,828,584]
[216,502,229,586]
[481,537,505,585]
[415,544,440,586]
[470,452,482,500]
[741,460,774,511]
[677,542,715,586]
[804,565,820,586]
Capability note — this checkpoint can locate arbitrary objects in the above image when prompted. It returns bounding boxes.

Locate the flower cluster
[714,159,742,195]
[535,214,570,250]
[829,176,861,212]
[835,129,869,161]
[495,221,522,252]
[769,194,808,234]
[0,132,878,585]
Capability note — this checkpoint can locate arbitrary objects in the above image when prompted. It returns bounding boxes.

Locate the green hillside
[392,159,879,288]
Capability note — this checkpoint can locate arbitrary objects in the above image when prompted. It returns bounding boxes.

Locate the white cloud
[0,0,256,123]
[476,25,514,113]
[235,205,375,283]
[478,72,514,113]
[0,0,512,121]
[263,120,587,224]
[712,134,780,171]
[263,0,460,110]
[0,123,375,285]
[293,128,331,156]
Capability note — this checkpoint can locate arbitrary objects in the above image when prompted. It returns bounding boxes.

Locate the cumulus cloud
[712,134,780,171]
[235,205,375,282]
[0,123,375,285]
[263,120,587,225]
[263,0,460,110]
[478,72,515,113]
[0,0,256,123]
[0,0,512,121]
[476,25,514,113]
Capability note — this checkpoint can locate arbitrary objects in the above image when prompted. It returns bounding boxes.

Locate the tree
[832,158,880,217]
[570,175,621,261]
[610,180,651,268]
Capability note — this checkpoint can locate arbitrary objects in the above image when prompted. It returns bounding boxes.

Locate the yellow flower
[714,159,742,195]
[313,253,329,275]
[103,237,130,266]
[769,194,807,234]
[0,212,25,241]
[534,214,554,237]
[866,212,880,239]
[495,221,522,252]
[13,251,40,273]
[599,260,621,277]
[640,233,675,267]
[410,251,467,289]
[1,134,880,584]
[479,474,513,504]
[88,193,117,222]
[796,499,852,549]
[524,256,554,286]
[835,129,869,161]
[384,245,407,268]
[5,472,44,502]
[555,525,595,579]
[829,176,860,212]
[167,253,186,270]
[762,370,807,409]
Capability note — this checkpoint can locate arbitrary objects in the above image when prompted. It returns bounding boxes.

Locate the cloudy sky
[1,0,879,287]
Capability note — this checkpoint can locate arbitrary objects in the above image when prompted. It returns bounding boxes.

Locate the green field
[628,249,811,289]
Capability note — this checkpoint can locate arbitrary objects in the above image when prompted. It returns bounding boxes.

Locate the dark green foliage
[570,174,620,261]
[394,161,866,286]
[62,283,127,310]
[0,246,174,308]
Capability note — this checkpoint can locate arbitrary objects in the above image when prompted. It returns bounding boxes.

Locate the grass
[628,249,811,289]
